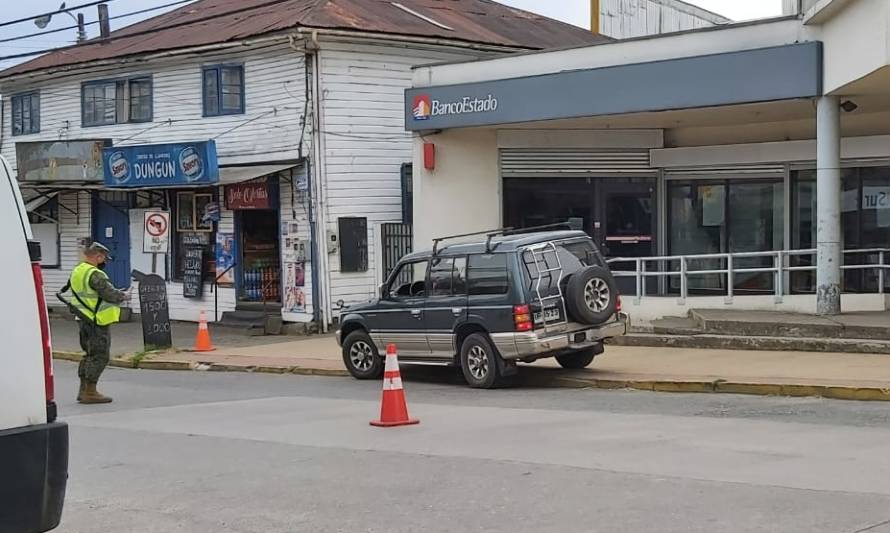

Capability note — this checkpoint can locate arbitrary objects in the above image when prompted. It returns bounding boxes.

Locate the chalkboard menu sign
[183,247,205,298]
[133,271,173,350]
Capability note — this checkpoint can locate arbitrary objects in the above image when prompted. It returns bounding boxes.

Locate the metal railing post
[880,251,886,295]
[679,256,688,305]
[635,258,643,304]
[775,250,784,303]
[726,254,734,305]
[640,259,647,299]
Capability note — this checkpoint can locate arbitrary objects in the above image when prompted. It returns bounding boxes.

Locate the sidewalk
[51,317,890,401]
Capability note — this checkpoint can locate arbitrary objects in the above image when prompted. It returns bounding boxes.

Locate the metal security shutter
[500,148,655,178]
[664,165,785,179]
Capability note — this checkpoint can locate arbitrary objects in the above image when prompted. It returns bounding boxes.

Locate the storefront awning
[219,164,298,186]
[24,191,58,212]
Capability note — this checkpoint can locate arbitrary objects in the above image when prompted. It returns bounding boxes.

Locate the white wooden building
[0,0,602,328]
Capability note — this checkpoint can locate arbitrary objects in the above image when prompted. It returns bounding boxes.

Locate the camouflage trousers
[78,321,111,382]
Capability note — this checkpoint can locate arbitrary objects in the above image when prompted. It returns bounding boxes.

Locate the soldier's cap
[84,242,113,261]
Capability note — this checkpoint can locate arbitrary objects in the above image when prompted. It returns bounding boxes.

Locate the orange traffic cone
[370,344,419,427]
[192,310,215,352]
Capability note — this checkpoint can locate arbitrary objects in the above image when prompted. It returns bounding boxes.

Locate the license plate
[534,307,561,324]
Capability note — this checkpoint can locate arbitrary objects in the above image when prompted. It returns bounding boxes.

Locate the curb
[53,351,890,402]
[53,351,135,368]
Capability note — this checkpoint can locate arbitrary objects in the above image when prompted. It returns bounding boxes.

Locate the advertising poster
[284,262,306,313]
[216,233,236,285]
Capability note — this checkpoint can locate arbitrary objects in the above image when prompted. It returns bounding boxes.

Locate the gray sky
[0,0,784,70]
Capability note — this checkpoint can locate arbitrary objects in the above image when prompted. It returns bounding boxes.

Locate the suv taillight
[514,305,533,332]
[29,241,55,421]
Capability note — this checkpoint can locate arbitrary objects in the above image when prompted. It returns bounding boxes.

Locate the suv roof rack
[432,228,511,256]
[431,219,584,255]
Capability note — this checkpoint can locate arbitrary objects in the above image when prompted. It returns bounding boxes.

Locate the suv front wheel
[342,330,384,380]
[459,333,502,389]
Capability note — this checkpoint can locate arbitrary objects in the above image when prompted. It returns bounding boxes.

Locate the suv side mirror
[378,283,387,299]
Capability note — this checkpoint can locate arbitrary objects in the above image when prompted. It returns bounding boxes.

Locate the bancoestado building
[406,1,890,325]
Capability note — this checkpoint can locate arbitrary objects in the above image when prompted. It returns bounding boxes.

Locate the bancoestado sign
[103,141,219,188]
[404,42,822,131]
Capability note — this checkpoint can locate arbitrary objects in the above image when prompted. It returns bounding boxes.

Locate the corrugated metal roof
[1,0,607,79]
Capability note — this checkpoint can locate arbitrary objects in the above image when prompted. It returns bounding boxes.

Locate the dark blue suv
[336,229,628,388]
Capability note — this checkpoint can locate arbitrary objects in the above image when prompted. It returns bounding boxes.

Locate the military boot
[79,381,112,404]
[76,379,87,402]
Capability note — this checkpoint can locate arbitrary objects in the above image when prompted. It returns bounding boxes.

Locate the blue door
[93,192,131,289]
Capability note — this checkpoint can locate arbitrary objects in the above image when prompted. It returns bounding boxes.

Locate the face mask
[98,261,108,270]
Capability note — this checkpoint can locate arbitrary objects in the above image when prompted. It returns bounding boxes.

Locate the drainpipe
[816,95,842,315]
[307,31,332,332]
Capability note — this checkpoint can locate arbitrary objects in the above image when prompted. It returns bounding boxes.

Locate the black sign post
[132,270,172,350]
[183,247,205,298]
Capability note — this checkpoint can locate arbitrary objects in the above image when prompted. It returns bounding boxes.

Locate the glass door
[668,179,784,294]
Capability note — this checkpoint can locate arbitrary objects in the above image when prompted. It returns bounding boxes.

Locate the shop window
[82,77,153,126]
[27,197,59,268]
[467,254,508,296]
[173,191,216,281]
[12,92,40,136]
[668,179,783,294]
[401,163,413,225]
[339,217,368,273]
[203,65,244,116]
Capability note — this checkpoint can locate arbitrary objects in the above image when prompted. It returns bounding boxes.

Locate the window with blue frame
[82,77,152,126]
[11,92,40,136]
[203,65,244,116]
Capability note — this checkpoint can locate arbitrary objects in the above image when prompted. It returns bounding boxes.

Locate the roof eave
[0,25,548,87]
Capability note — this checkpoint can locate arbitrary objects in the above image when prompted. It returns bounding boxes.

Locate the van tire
[565,266,618,325]
[459,333,502,389]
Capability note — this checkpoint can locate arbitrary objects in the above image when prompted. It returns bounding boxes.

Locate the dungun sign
[104,141,219,188]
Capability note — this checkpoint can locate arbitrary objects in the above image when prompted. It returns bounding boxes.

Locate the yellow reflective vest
[69,262,121,326]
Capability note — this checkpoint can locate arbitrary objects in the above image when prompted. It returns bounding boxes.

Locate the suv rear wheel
[555,347,599,369]
[566,266,618,325]
[459,333,502,389]
[342,330,384,380]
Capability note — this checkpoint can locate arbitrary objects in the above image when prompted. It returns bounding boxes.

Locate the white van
[0,155,68,532]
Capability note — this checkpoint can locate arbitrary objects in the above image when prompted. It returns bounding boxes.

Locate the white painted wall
[412,128,500,251]
[599,0,729,40]
[624,294,888,328]
[315,40,485,310]
[652,134,890,167]
[818,0,890,94]
[1,43,306,168]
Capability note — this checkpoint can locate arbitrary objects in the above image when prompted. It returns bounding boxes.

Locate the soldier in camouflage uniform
[67,243,128,404]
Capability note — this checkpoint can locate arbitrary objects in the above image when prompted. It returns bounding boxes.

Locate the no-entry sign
[143,211,171,254]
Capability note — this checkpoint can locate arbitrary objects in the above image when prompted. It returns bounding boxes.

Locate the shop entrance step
[218,310,283,336]
[618,309,890,355]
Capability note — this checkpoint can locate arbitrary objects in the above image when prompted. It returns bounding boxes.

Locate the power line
[0,0,294,63]
[0,0,195,45]
[0,0,122,29]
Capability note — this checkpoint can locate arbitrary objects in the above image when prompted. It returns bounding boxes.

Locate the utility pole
[98,4,110,39]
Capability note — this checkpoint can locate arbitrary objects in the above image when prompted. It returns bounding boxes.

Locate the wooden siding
[317,41,481,309]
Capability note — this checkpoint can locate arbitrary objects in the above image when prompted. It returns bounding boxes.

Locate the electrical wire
[0,0,196,44]
[0,0,122,29]
[0,0,295,62]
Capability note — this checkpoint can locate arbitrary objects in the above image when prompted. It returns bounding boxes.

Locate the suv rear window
[467,254,508,295]
[523,240,602,292]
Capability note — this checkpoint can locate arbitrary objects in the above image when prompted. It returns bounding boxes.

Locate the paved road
[55,362,890,533]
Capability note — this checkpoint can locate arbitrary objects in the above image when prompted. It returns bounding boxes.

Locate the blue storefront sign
[104,141,219,188]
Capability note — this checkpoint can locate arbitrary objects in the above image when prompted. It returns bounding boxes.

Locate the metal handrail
[607,248,890,303]
[211,263,237,322]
